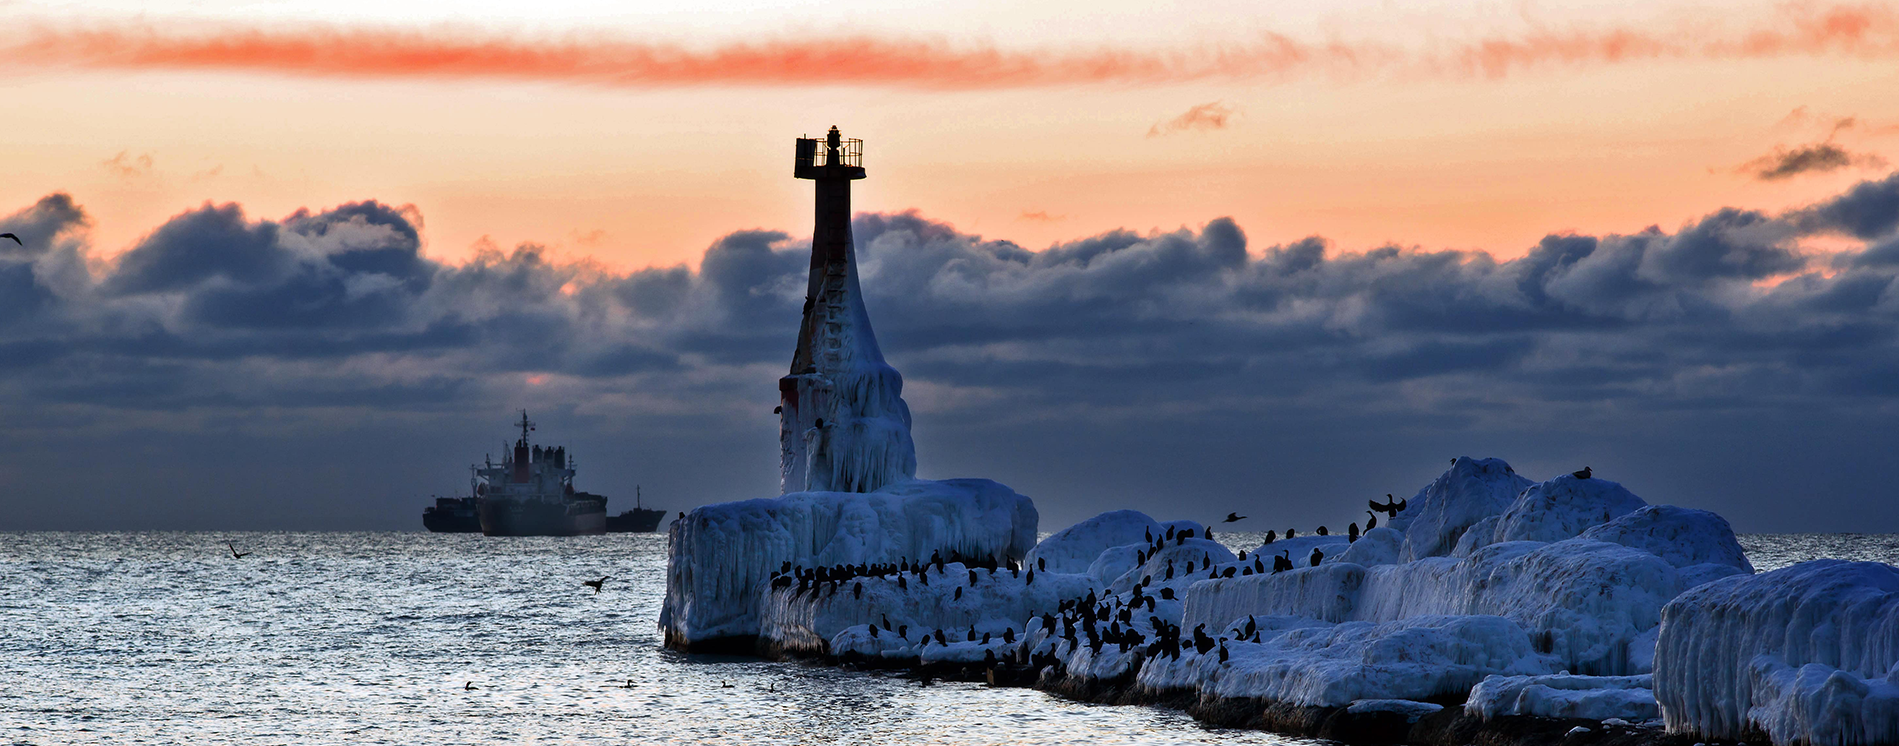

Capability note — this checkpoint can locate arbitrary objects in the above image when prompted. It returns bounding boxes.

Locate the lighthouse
[777,127,917,494]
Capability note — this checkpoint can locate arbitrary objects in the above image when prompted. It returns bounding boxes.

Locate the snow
[1490,474,1648,544]
[1254,534,1351,567]
[1654,560,1899,746]
[1337,527,1404,567]
[1466,674,1659,721]
[1086,543,1147,586]
[1396,456,1535,561]
[1183,563,1368,631]
[1139,615,1561,706]
[1346,699,1444,721]
[1577,505,1754,575]
[660,478,1038,645]
[1107,537,1237,594]
[1025,510,1160,575]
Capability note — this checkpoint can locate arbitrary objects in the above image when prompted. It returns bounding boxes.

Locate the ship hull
[479,499,607,537]
[605,508,665,533]
[422,510,481,533]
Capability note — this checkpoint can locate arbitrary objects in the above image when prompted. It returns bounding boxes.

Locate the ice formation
[1393,456,1534,561]
[1655,560,1899,746]
[1024,510,1159,575]
[1140,615,1560,706]
[662,479,1037,646]
[1466,674,1659,721]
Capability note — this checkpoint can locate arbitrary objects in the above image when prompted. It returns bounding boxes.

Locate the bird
[1285,528,1296,539]
[621,679,635,689]
[1223,512,1245,523]
[1573,466,1593,480]
[954,587,963,600]
[1309,548,1324,567]
[1369,494,1407,517]
[853,582,863,599]
[1264,530,1276,544]
[721,681,735,689]
[226,543,251,559]
[1365,511,1378,530]
[1348,522,1360,543]
[1316,526,1328,536]
[582,576,610,593]
[0,233,19,246]
[464,682,478,691]
[773,406,782,414]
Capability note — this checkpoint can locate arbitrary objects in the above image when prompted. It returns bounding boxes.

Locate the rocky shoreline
[704,640,1760,746]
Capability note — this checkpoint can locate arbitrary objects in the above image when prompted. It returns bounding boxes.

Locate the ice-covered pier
[661,129,1897,746]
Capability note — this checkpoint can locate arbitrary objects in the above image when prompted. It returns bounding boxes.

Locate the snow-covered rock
[1200,537,1681,675]
[1086,543,1147,586]
[1183,563,1367,632]
[1491,474,1647,544]
[661,478,1037,647]
[1397,456,1535,561]
[1338,527,1405,567]
[1654,560,1899,746]
[1254,534,1351,567]
[1466,674,1659,721]
[1107,537,1237,594]
[1578,505,1753,575]
[1026,510,1160,575]
[1140,615,1561,706]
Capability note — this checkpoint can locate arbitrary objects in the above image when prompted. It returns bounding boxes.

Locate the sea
[3,531,1894,746]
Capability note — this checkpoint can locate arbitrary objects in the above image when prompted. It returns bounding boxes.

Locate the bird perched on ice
[1263,530,1276,544]
[582,576,610,593]
[1365,511,1378,530]
[1309,548,1324,567]
[1572,466,1592,479]
[1223,512,1245,523]
[1316,526,1328,536]
[1348,523,1359,543]
[1369,495,1406,518]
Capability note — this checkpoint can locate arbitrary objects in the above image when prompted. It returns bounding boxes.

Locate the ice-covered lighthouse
[777,126,917,494]
[661,130,1036,651]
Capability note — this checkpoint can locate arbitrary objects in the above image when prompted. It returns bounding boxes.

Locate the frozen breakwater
[663,457,1899,746]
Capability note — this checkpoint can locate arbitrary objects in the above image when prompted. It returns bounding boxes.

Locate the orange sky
[1,1,1896,269]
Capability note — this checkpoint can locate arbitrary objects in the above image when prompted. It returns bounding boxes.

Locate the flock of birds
[213,459,1600,693]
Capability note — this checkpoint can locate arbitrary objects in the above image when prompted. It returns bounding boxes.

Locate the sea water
[1,531,1890,745]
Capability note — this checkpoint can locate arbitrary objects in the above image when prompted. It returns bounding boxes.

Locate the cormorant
[773,406,782,414]
[954,587,963,600]
[464,682,477,691]
[227,543,250,559]
[1309,548,1324,567]
[1369,494,1406,517]
[1223,512,1245,523]
[0,233,18,246]
[582,576,610,593]
[1264,530,1276,544]
[1348,522,1360,542]
[1573,466,1592,479]
[1366,511,1378,530]
[1316,526,1328,536]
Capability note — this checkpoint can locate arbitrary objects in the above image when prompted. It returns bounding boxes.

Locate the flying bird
[1223,512,1245,523]
[0,233,19,246]
[226,543,250,559]
[582,576,610,593]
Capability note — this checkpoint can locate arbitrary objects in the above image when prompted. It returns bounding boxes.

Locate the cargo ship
[605,486,666,533]
[471,412,607,536]
[421,496,481,533]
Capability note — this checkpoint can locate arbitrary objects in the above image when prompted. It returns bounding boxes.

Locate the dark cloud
[1742,142,1887,181]
[3,173,1899,531]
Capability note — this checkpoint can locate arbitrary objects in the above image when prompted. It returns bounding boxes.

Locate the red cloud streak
[4,5,1896,89]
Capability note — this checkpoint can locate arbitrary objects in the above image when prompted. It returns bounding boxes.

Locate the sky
[2,0,1898,532]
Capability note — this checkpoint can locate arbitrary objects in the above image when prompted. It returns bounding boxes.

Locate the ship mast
[517,409,535,444]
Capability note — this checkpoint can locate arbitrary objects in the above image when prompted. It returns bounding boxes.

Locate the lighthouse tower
[777,127,917,494]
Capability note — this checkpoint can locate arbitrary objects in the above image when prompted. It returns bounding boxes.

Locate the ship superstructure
[473,411,606,536]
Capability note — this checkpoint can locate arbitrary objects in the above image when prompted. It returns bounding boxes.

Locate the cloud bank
[4,173,1899,531]
[5,4,1897,90]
